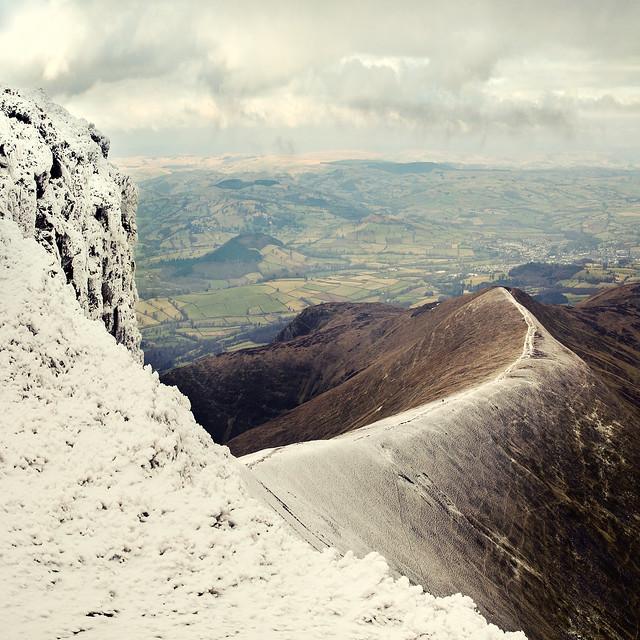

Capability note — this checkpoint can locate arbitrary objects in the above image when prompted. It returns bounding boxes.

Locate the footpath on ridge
[242,286,639,640]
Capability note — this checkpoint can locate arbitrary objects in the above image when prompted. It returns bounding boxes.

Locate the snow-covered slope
[0,222,527,636]
[243,287,639,640]
[0,86,140,356]
[0,86,525,639]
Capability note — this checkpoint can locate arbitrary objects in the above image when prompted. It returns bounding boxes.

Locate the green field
[129,159,640,370]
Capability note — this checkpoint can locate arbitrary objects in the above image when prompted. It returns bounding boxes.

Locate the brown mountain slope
[162,302,406,443]
[230,287,527,454]
[510,283,640,412]
[243,297,640,640]
[162,288,527,454]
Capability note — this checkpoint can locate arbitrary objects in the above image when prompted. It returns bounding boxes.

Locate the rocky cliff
[0,86,141,357]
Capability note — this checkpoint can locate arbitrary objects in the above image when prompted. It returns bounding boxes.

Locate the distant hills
[328,159,450,173]
[154,231,288,281]
[470,261,625,303]
[214,178,280,190]
[201,231,283,262]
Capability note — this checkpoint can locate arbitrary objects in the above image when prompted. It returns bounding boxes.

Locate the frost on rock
[0,218,526,639]
[0,86,140,358]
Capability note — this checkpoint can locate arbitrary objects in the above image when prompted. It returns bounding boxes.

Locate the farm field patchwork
[126,157,640,370]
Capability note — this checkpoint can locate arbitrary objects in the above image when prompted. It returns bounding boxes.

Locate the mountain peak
[163,287,529,453]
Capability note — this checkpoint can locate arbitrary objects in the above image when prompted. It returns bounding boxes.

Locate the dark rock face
[0,86,141,357]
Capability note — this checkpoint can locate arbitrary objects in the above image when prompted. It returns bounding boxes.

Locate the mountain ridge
[509,284,640,412]
[231,287,529,453]
[163,284,640,457]
[242,286,640,640]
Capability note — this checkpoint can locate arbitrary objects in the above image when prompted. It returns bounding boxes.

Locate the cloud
[582,94,640,114]
[2,0,639,155]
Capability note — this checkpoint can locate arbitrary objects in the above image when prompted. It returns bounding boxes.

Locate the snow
[0,217,526,639]
[0,85,141,356]
[241,288,595,634]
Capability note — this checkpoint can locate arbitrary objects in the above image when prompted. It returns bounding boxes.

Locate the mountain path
[336,287,540,441]
[496,287,538,380]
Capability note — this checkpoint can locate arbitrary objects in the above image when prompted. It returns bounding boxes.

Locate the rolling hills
[131,156,640,369]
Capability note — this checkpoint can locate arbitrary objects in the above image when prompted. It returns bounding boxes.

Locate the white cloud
[2,0,639,156]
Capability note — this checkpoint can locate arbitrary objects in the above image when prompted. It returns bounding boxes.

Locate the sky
[1,0,639,160]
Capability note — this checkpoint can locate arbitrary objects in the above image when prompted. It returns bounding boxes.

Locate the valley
[122,156,640,370]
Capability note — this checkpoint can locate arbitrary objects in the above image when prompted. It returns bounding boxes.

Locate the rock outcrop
[0,86,141,357]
